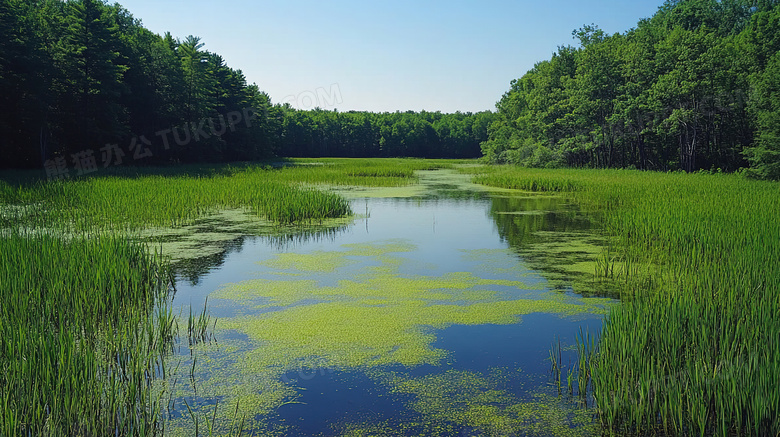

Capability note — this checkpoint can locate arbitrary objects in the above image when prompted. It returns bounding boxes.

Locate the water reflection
[490,195,594,243]
[489,194,616,297]
[160,171,614,436]
[171,236,247,285]
[157,220,352,285]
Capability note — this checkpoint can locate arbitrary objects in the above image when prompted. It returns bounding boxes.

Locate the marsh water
[160,170,614,436]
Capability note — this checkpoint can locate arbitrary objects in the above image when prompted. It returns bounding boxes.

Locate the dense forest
[3,0,780,178]
[482,0,780,178]
[278,109,494,160]
[0,0,493,172]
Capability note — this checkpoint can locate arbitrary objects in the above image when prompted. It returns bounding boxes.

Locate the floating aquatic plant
[470,166,780,436]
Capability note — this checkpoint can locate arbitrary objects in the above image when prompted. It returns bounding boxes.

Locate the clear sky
[117,0,665,113]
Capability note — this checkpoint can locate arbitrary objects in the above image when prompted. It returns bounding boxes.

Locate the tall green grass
[0,231,175,436]
[0,158,454,435]
[470,166,780,436]
[270,158,455,187]
[1,170,349,229]
[0,159,455,230]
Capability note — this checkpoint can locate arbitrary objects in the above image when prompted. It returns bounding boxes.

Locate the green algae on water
[331,369,598,437]
[172,239,612,435]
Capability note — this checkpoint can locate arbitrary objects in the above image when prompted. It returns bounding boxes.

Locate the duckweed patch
[260,250,358,273]
[328,184,430,199]
[341,239,417,256]
[332,369,598,437]
[459,248,539,279]
[175,240,611,434]
[258,239,416,274]
[136,208,354,284]
[158,338,296,437]
[510,231,618,296]
[404,372,595,436]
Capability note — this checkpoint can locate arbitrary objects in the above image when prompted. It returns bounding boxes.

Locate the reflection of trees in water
[489,195,615,297]
[489,195,593,247]
[417,185,489,200]
[171,224,351,285]
[172,236,247,286]
[262,224,349,252]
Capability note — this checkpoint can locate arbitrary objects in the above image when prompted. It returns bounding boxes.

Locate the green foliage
[0,2,494,169]
[471,166,780,435]
[0,159,454,230]
[0,164,359,228]
[0,232,176,436]
[745,51,780,179]
[58,0,129,147]
[487,0,780,177]
[271,158,452,185]
[279,109,495,159]
[0,0,282,169]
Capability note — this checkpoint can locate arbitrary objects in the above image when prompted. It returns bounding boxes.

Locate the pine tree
[58,0,128,152]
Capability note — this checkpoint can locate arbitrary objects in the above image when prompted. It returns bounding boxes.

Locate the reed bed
[0,159,450,435]
[0,159,454,230]
[1,172,348,229]
[470,166,780,436]
[0,230,176,436]
[269,158,454,187]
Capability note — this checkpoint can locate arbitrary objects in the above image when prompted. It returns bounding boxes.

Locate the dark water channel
[162,171,614,436]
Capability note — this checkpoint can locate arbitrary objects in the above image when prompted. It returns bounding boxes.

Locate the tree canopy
[0,0,491,173]
[5,0,779,178]
[482,0,780,178]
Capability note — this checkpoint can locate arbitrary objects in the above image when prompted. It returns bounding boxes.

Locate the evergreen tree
[58,0,129,152]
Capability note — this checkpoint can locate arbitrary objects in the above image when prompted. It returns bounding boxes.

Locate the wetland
[2,160,778,436]
[160,167,613,436]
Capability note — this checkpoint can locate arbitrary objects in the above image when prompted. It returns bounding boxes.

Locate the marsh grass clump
[0,230,175,436]
[187,297,216,346]
[0,159,464,231]
[548,330,596,404]
[1,159,455,231]
[471,166,780,436]
[269,158,455,187]
[17,171,350,228]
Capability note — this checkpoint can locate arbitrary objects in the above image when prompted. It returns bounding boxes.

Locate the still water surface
[162,171,613,436]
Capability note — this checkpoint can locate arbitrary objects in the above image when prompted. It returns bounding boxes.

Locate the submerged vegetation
[0,158,459,435]
[470,166,780,436]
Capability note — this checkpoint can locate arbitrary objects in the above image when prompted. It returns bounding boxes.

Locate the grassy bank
[0,159,456,230]
[469,166,780,436]
[0,232,175,436]
[0,158,450,435]
[1,167,349,229]
[271,158,455,186]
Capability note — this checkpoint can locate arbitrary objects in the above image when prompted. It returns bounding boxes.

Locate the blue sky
[118,0,665,113]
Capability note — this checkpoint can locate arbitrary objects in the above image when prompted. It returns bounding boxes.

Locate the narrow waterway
[160,170,615,436]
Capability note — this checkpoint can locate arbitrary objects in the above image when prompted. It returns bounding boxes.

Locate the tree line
[279,109,494,159]
[482,0,780,179]
[0,0,492,173]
